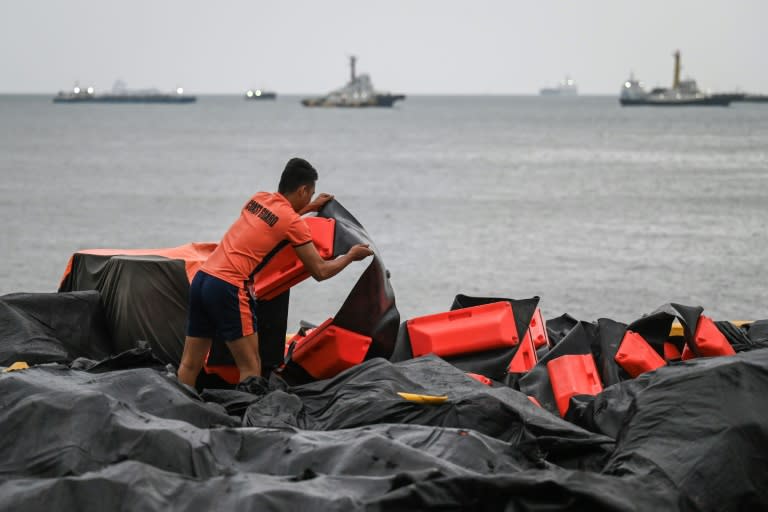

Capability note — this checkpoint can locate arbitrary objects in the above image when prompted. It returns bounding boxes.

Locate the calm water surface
[1,94,766,327]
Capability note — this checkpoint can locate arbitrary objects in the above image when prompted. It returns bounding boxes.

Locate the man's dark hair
[278,157,318,194]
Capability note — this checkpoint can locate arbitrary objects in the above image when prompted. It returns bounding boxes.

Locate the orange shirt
[202,192,312,287]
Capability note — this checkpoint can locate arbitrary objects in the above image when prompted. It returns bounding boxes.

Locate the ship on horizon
[301,56,405,108]
[245,89,276,100]
[539,76,578,96]
[53,81,196,104]
[619,51,732,106]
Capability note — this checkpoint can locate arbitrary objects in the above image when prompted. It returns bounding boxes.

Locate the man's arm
[294,242,373,281]
[299,193,334,215]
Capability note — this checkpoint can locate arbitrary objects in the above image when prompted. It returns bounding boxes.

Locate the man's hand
[348,244,374,261]
[295,241,373,281]
[302,193,334,214]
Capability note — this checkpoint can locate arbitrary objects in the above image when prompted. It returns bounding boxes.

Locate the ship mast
[673,50,681,89]
[350,55,357,83]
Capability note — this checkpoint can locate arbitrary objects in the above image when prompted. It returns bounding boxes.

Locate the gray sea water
[1,94,766,328]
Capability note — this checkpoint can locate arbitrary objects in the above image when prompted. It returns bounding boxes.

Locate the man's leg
[178,336,212,387]
[227,333,262,382]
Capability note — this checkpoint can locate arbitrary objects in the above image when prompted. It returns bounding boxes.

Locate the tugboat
[619,51,730,106]
[53,81,196,104]
[245,89,277,100]
[301,56,405,108]
[539,76,578,96]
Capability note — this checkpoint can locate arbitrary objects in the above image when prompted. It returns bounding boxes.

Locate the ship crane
[349,55,357,83]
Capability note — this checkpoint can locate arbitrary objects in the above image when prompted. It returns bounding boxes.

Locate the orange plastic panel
[682,315,736,360]
[251,217,335,300]
[507,327,538,373]
[291,323,372,379]
[547,354,603,417]
[286,318,334,354]
[407,301,519,358]
[614,330,666,378]
[664,342,682,361]
[529,308,550,348]
[466,372,492,386]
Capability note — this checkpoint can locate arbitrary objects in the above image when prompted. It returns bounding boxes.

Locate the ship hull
[619,96,731,107]
[740,95,768,103]
[53,95,196,104]
[301,94,405,108]
[245,92,277,100]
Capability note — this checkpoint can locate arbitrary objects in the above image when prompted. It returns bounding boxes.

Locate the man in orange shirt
[178,157,373,388]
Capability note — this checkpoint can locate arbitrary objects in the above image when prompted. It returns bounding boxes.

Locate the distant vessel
[53,81,196,104]
[619,51,731,107]
[539,77,578,96]
[301,56,405,108]
[738,94,768,103]
[245,89,276,100]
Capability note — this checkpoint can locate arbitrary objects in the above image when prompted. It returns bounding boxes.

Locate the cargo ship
[619,51,731,106]
[53,81,196,104]
[301,56,405,108]
[539,76,578,96]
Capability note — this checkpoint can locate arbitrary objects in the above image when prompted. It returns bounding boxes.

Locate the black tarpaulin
[58,253,193,365]
[603,350,768,511]
[0,462,676,511]
[318,200,400,360]
[243,356,613,471]
[1,298,768,508]
[0,290,112,365]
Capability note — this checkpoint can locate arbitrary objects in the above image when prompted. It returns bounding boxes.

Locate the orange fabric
[202,192,312,287]
[60,242,218,285]
[238,287,254,336]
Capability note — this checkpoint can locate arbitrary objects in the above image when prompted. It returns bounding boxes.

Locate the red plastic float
[407,301,519,358]
[614,330,667,378]
[251,217,336,301]
[528,308,550,348]
[547,354,603,417]
[507,326,538,373]
[681,315,736,360]
[664,342,682,361]
[466,372,493,386]
[291,322,372,379]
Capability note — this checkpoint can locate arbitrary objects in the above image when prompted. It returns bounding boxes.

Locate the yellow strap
[669,320,751,337]
[397,392,448,404]
[2,362,29,372]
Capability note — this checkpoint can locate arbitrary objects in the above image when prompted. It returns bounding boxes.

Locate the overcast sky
[1,1,766,95]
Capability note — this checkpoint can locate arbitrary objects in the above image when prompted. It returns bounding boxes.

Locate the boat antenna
[673,50,681,89]
[349,55,357,83]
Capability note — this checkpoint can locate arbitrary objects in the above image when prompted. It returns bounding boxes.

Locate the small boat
[539,76,578,96]
[53,81,196,104]
[619,51,731,107]
[245,89,277,100]
[301,56,405,108]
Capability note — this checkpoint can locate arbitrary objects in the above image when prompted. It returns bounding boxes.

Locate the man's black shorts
[186,270,256,341]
